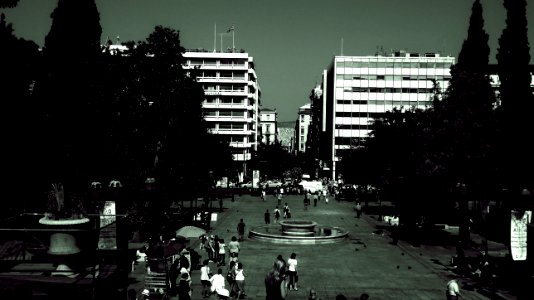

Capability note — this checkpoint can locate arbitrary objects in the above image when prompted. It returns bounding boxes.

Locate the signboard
[98,201,117,250]
[252,170,260,188]
[510,210,531,261]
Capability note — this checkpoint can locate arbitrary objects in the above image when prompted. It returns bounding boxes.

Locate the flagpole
[214,23,217,53]
[220,33,223,52]
[232,27,235,52]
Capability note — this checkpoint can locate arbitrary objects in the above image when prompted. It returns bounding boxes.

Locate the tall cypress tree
[432,0,497,245]
[496,0,534,192]
[33,0,104,197]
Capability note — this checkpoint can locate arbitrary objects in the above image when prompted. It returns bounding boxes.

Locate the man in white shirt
[446,279,462,300]
[210,268,226,294]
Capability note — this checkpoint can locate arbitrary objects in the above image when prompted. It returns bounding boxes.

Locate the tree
[432,0,498,245]
[30,0,106,204]
[120,26,233,204]
[1,10,40,216]
[496,0,534,192]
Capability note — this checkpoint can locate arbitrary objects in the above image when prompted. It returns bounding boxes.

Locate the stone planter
[39,217,90,276]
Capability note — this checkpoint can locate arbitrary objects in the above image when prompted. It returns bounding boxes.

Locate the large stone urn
[39,217,90,276]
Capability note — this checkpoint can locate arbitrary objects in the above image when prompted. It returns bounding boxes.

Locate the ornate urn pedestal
[39,217,91,276]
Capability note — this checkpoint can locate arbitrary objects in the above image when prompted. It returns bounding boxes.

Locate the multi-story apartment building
[294,103,311,153]
[183,50,261,177]
[313,51,455,180]
[259,108,277,145]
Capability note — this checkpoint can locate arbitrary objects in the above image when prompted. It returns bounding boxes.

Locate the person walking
[274,206,281,223]
[287,252,298,291]
[227,236,240,264]
[210,268,226,295]
[199,260,211,298]
[355,202,362,218]
[283,203,290,219]
[235,262,246,299]
[217,238,226,266]
[265,265,287,300]
[313,192,318,207]
[445,279,462,300]
[261,188,266,201]
[264,209,271,224]
[303,190,309,210]
[177,272,192,300]
[237,219,246,242]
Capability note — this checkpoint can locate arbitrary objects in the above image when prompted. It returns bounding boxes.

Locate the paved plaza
[129,193,516,300]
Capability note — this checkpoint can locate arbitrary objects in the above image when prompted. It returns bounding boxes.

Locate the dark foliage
[496,0,534,190]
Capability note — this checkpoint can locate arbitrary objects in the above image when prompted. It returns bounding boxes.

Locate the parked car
[261,180,283,189]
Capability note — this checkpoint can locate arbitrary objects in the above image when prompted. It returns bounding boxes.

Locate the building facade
[259,108,277,145]
[314,51,455,180]
[294,103,311,153]
[183,50,261,177]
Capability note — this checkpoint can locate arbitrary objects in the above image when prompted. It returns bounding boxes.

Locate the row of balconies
[204,115,255,123]
[336,93,432,101]
[336,68,451,76]
[208,128,255,135]
[336,80,449,89]
[204,90,256,98]
[203,102,255,111]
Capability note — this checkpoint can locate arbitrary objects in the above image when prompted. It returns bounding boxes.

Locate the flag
[227,25,235,33]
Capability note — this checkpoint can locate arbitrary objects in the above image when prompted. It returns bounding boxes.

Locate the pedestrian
[287,252,298,291]
[213,235,220,264]
[303,190,309,210]
[235,262,246,299]
[237,218,246,241]
[177,272,191,300]
[313,192,318,207]
[274,254,287,278]
[445,279,462,300]
[217,238,226,266]
[283,203,290,219]
[261,188,266,201]
[265,265,287,300]
[355,202,362,218]
[209,268,226,295]
[227,261,237,297]
[277,190,283,206]
[169,258,180,294]
[227,236,240,264]
[264,209,271,224]
[200,260,211,298]
[205,235,215,262]
[274,206,281,223]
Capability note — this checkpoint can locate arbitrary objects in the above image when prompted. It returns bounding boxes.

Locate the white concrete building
[183,50,261,175]
[259,108,277,145]
[317,51,455,179]
[295,104,311,153]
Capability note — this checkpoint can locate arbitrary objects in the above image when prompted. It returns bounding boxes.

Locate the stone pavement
[128,193,517,300]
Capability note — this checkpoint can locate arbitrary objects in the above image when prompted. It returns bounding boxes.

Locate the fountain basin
[249,222,348,245]
[280,220,317,236]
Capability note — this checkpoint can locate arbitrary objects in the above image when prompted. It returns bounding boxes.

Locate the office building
[313,51,455,180]
[183,50,261,177]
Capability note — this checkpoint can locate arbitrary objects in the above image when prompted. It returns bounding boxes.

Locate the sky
[3,0,534,122]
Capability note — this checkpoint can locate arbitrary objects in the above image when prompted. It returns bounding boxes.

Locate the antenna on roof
[340,38,344,56]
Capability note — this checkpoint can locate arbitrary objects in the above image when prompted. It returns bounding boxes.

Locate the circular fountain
[249,219,348,244]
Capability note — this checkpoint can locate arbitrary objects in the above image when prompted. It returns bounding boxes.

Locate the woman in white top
[199,260,211,298]
[235,262,246,299]
[287,252,298,291]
